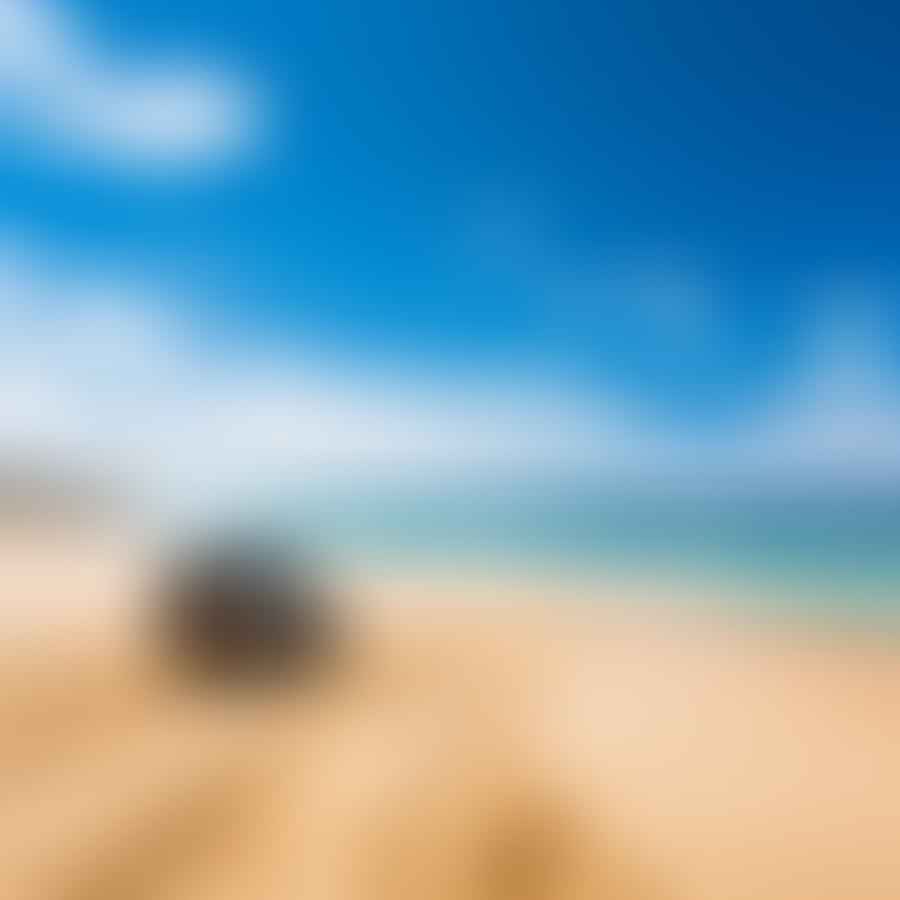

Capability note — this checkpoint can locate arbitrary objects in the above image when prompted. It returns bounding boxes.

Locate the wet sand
[2,534,900,899]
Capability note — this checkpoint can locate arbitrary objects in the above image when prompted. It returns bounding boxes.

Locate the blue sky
[1,0,899,502]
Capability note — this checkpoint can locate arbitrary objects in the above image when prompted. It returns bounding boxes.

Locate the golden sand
[2,532,899,899]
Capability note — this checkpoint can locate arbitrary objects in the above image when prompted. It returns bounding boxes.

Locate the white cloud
[738,306,900,486]
[0,244,615,528]
[0,0,261,169]
[2,243,899,539]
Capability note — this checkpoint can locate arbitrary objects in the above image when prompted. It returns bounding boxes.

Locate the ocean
[261,480,900,618]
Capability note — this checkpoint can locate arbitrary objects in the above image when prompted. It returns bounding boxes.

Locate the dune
[1,528,900,899]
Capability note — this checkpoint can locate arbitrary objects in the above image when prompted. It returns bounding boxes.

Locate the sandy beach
[5,0,900,895]
[2,531,900,900]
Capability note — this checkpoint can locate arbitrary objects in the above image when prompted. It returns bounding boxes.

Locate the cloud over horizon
[0,242,612,522]
[2,242,900,537]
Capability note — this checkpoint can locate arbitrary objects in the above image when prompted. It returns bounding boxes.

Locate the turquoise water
[263,482,900,616]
